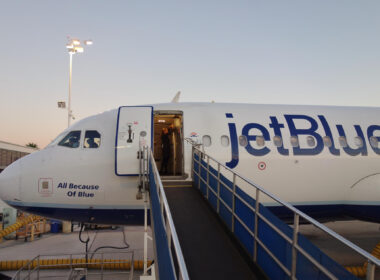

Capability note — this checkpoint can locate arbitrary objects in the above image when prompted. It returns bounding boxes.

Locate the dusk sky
[1,1,380,148]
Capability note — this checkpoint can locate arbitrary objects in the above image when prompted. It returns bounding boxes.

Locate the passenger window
[370,136,378,148]
[58,131,81,148]
[84,130,101,148]
[339,136,348,148]
[256,136,265,147]
[239,135,248,147]
[307,136,315,147]
[354,136,363,148]
[221,135,230,147]
[323,136,332,148]
[202,135,212,147]
[290,136,299,147]
[273,135,282,147]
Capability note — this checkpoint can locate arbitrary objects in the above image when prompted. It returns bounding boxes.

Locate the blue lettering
[242,123,270,156]
[285,115,324,155]
[67,191,76,197]
[318,115,340,156]
[269,116,289,155]
[225,113,239,168]
[367,125,380,154]
[336,125,367,156]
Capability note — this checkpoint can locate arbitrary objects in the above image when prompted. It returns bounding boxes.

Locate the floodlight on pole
[65,37,93,127]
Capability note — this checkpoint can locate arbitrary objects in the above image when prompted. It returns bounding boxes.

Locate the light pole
[66,38,93,127]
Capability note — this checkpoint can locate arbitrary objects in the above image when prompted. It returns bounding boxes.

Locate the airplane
[0,102,379,225]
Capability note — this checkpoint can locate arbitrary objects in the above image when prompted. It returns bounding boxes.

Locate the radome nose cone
[0,160,21,202]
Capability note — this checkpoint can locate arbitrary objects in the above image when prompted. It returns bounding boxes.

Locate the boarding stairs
[141,140,380,280]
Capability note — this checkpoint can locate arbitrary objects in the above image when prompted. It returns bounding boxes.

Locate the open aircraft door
[115,106,153,176]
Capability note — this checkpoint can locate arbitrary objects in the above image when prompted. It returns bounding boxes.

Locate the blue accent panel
[219,201,232,230]
[194,157,360,280]
[10,205,147,225]
[234,218,254,256]
[267,204,380,223]
[115,106,154,176]
[257,244,288,280]
[149,161,176,280]
[258,204,293,271]
[343,204,380,223]
[200,160,208,196]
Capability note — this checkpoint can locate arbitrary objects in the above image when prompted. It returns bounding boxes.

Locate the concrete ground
[300,220,380,280]
[300,220,380,266]
[0,221,378,279]
[0,225,153,279]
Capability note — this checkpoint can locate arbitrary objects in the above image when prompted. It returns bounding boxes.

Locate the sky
[1,1,380,148]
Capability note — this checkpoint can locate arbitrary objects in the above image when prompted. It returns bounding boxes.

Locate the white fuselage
[0,102,379,224]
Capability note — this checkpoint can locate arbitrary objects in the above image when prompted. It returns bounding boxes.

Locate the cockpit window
[84,130,101,148]
[47,131,67,147]
[58,131,81,148]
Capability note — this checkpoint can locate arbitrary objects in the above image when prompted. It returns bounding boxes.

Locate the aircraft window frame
[256,136,265,147]
[273,135,283,147]
[47,131,67,147]
[84,130,101,149]
[202,135,212,147]
[290,136,299,147]
[354,136,363,148]
[339,136,348,148]
[323,136,332,148]
[306,136,316,147]
[239,135,248,147]
[221,135,230,147]
[370,136,378,148]
[58,131,81,148]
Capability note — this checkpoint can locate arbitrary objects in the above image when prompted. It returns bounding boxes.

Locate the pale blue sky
[1,1,380,147]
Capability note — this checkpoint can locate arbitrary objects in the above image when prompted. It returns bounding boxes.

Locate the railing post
[191,145,195,181]
[291,213,299,279]
[100,252,104,280]
[366,261,375,280]
[206,156,210,199]
[254,189,260,262]
[198,151,201,189]
[130,252,134,280]
[232,173,236,233]
[217,163,221,214]
[166,214,172,249]
[139,146,142,188]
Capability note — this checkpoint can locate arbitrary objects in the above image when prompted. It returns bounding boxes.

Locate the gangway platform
[142,142,380,280]
[164,185,263,280]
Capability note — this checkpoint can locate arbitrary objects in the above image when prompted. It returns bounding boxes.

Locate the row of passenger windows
[202,135,379,149]
[58,130,101,149]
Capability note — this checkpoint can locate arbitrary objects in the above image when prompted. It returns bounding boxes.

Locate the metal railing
[12,251,135,280]
[187,139,380,280]
[147,148,189,280]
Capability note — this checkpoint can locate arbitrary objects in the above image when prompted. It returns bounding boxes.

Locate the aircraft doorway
[153,112,183,177]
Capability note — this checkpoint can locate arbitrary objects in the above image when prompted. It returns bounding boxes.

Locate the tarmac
[0,225,153,279]
[300,220,380,266]
[0,221,378,279]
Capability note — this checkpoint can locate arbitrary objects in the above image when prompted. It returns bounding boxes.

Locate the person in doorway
[160,127,170,175]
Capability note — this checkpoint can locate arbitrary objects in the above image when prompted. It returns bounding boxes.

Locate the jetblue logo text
[225,113,380,169]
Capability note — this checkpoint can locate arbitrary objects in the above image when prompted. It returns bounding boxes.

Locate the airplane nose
[0,160,21,203]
